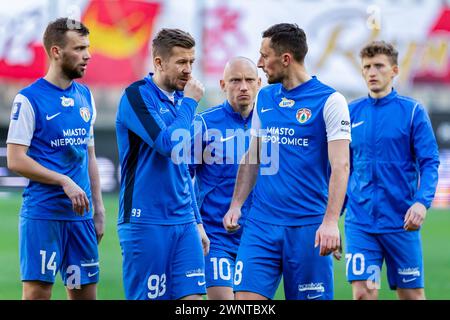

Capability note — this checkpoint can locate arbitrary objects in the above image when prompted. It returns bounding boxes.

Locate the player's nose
[240,81,248,91]
[183,64,192,74]
[84,50,91,61]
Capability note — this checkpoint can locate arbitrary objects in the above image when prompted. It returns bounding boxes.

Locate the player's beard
[266,70,284,84]
[165,75,189,92]
[61,57,84,80]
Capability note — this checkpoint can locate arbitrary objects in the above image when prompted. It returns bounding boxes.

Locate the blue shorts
[19,217,99,287]
[118,222,206,300]
[205,248,236,289]
[345,225,424,290]
[234,219,333,300]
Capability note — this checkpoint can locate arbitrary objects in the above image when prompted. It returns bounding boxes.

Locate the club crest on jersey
[279,97,295,108]
[60,96,74,107]
[296,108,312,124]
[79,107,91,122]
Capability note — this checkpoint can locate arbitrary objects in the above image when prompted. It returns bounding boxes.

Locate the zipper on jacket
[371,101,379,227]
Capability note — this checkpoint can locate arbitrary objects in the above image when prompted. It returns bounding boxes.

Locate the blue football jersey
[189,101,253,253]
[250,76,351,226]
[7,78,96,220]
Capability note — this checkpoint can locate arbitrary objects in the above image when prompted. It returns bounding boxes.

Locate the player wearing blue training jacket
[345,41,440,300]
[189,57,261,299]
[116,28,209,300]
[6,18,105,300]
[223,23,351,300]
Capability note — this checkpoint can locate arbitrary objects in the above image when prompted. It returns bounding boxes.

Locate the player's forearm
[7,146,67,186]
[230,161,259,209]
[230,137,260,208]
[324,162,349,222]
[88,147,104,212]
[154,98,198,157]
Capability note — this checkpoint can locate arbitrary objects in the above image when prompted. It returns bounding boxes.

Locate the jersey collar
[367,88,398,106]
[223,100,253,122]
[39,78,75,92]
[279,75,319,96]
[144,73,183,104]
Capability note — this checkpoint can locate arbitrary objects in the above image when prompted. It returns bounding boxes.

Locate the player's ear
[392,64,399,77]
[281,53,291,67]
[154,56,163,71]
[257,77,262,88]
[50,45,61,60]
[219,79,226,91]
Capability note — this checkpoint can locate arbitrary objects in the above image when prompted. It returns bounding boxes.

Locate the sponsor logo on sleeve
[11,102,22,120]
[341,120,351,133]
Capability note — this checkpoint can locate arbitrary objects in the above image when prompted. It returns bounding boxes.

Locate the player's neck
[369,86,393,99]
[231,103,252,119]
[282,66,311,91]
[240,107,252,119]
[44,67,73,90]
[152,73,174,93]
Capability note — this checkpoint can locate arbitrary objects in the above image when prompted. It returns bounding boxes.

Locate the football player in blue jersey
[116,28,209,300]
[6,18,105,300]
[223,23,351,300]
[344,41,440,300]
[189,57,261,299]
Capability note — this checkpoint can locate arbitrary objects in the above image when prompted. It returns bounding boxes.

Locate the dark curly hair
[360,41,398,65]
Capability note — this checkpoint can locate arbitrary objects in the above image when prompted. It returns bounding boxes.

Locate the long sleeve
[117,81,198,158]
[411,104,440,208]
[186,164,202,224]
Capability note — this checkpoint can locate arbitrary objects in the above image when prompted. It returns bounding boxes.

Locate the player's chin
[177,79,189,90]
[237,97,251,104]
[78,65,88,74]
[267,76,281,84]
[73,69,85,79]
[368,84,381,92]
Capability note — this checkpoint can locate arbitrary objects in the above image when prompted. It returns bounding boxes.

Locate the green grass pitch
[0,194,448,300]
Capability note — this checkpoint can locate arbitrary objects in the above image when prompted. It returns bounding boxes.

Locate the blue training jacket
[189,101,253,254]
[116,74,201,225]
[345,89,440,233]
